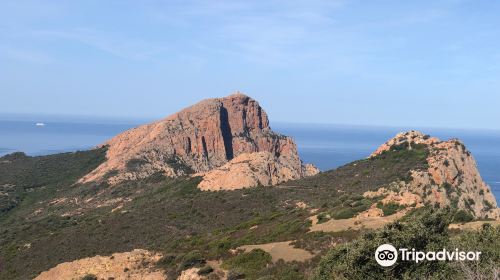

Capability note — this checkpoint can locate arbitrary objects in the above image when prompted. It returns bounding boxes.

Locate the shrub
[331,208,357,220]
[442,183,453,195]
[450,224,500,278]
[81,274,97,280]
[317,213,330,224]
[227,270,245,280]
[453,210,474,223]
[180,250,205,270]
[376,201,403,216]
[222,249,272,279]
[313,208,456,280]
[484,200,494,211]
[197,265,214,275]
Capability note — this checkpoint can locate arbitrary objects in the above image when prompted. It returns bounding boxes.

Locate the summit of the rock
[79,93,318,188]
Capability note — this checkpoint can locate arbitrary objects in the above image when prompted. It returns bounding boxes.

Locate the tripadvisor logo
[375,244,481,267]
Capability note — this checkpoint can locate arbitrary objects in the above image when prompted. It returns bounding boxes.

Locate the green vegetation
[222,249,272,279]
[376,201,404,216]
[330,194,375,219]
[0,142,496,280]
[452,209,474,223]
[197,265,214,275]
[484,199,494,211]
[316,212,330,224]
[290,143,429,192]
[0,147,107,214]
[313,207,500,280]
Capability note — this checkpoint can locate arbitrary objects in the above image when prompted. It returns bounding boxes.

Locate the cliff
[371,130,499,219]
[79,93,318,188]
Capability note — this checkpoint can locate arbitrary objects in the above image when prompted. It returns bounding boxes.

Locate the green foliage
[331,208,357,219]
[331,195,374,220]
[442,183,453,195]
[376,201,404,216]
[197,265,214,275]
[290,143,429,192]
[314,207,500,280]
[179,250,205,270]
[452,209,474,223]
[313,208,457,280]
[222,249,272,279]
[449,224,500,277]
[227,270,245,280]
[316,212,330,224]
[483,200,494,211]
[0,147,107,214]
[257,261,305,280]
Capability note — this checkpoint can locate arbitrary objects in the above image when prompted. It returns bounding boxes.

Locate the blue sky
[1,0,500,129]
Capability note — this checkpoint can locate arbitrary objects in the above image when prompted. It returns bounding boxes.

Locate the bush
[227,270,245,280]
[313,208,455,280]
[157,254,176,268]
[258,261,305,280]
[376,201,403,216]
[450,224,500,278]
[331,208,357,220]
[453,210,473,223]
[180,250,205,270]
[222,249,272,279]
[197,265,214,275]
[317,213,330,224]
[81,274,97,280]
[484,200,494,211]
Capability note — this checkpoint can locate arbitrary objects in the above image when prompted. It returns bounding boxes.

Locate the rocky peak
[370,130,439,157]
[79,93,318,187]
[372,131,498,219]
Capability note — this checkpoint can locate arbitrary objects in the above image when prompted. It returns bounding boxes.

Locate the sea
[0,118,499,203]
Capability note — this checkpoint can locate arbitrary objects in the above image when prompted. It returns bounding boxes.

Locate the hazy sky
[1,0,500,129]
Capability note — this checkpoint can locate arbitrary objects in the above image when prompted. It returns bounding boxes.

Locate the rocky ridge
[80,93,318,189]
[371,130,499,219]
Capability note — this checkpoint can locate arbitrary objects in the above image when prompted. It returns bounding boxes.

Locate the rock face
[198,152,319,191]
[80,93,318,188]
[371,131,499,219]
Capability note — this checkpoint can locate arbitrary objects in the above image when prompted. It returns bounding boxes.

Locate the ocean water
[0,119,498,203]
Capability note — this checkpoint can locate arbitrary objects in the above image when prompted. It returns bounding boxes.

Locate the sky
[1,0,500,129]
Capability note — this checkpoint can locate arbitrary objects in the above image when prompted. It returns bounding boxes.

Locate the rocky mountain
[79,93,318,188]
[1,124,499,279]
[371,130,499,219]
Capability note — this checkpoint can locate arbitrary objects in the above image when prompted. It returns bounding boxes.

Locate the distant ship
[35,122,46,126]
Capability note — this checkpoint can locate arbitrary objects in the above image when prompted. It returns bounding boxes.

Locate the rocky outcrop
[80,93,318,188]
[34,249,164,280]
[371,131,499,219]
[198,152,319,191]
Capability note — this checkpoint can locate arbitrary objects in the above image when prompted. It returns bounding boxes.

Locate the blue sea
[0,118,499,203]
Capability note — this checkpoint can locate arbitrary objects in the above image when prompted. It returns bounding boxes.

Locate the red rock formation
[198,151,319,191]
[80,93,318,186]
[371,131,499,219]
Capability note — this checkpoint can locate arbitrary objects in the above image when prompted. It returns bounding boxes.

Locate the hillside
[0,95,499,280]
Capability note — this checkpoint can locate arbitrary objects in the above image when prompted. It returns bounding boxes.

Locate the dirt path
[309,211,406,233]
[238,241,314,262]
